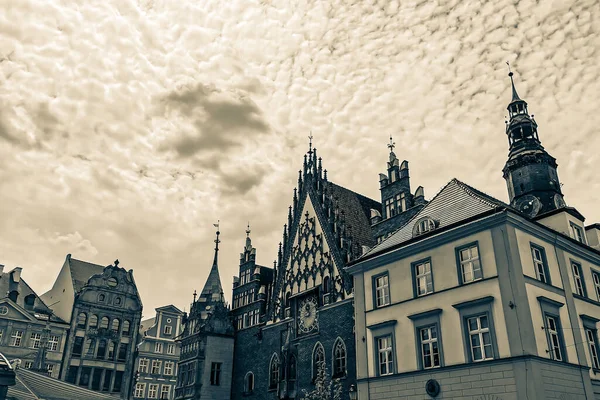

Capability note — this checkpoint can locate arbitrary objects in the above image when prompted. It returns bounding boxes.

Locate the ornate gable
[267,146,378,322]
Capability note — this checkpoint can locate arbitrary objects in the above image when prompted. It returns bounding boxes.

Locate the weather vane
[308,131,313,153]
[506,61,513,76]
[387,135,395,152]
[246,222,251,237]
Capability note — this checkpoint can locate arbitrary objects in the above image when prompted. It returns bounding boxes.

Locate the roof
[7,368,115,400]
[361,178,509,258]
[68,257,106,293]
[140,317,155,332]
[329,182,380,248]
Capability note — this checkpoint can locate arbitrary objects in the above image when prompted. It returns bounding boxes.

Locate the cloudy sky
[1,0,598,317]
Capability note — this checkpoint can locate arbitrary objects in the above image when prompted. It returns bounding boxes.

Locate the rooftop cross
[387,135,395,152]
[308,132,313,155]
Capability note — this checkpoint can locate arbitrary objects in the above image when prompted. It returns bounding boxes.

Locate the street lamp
[349,384,357,400]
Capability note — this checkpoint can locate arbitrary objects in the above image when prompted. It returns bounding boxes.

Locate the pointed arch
[312,341,325,381]
[288,354,297,381]
[332,337,347,378]
[268,353,279,389]
[244,371,254,394]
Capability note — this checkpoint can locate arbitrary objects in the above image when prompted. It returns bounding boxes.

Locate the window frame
[530,242,551,285]
[453,296,498,363]
[332,337,347,378]
[10,330,23,347]
[134,383,146,398]
[210,362,222,386]
[148,383,159,399]
[455,241,483,285]
[411,257,434,298]
[312,342,325,382]
[591,269,600,302]
[268,353,279,390]
[570,260,587,297]
[570,222,587,244]
[375,334,395,377]
[408,308,444,370]
[138,358,149,373]
[538,296,567,362]
[367,320,397,377]
[244,371,254,394]
[582,315,600,371]
[372,271,390,309]
[160,384,171,399]
[151,360,162,375]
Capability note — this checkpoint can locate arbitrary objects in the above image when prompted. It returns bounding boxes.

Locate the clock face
[515,195,541,218]
[298,296,318,334]
[554,193,566,209]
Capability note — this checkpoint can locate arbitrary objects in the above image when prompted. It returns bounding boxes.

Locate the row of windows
[373,243,482,308]
[138,359,176,376]
[72,337,128,362]
[239,268,253,286]
[384,192,407,219]
[1,330,60,351]
[233,288,255,309]
[134,383,171,399]
[235,309,260,330]
[76,313,131,336]
[21,361,56,377]
[181,340,203,356]
[66,365,123,393]
[176,361,197,388]
[153,342,176,355]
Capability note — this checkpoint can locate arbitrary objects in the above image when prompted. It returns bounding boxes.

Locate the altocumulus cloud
[0,0,598,314]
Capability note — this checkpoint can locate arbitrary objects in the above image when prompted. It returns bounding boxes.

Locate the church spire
[507,61,521,102]
[200,223,224,302]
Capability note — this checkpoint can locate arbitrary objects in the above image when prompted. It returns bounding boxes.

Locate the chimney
[11,267,22,283]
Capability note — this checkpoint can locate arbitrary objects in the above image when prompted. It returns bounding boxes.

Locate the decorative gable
[0,299,37,323]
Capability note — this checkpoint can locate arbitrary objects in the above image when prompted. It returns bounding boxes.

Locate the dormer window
[413,217,438,237]
[570,222,586,244]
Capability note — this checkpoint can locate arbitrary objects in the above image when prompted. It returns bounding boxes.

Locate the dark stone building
[230,141,425,400]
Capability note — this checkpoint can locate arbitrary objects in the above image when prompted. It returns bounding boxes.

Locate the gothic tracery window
[332,338,347,378]
[269,354,279,389]
[312,342,325,381]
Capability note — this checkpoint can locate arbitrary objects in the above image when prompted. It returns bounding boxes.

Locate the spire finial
[114,259,119,267]
[506,61,521,102]
[308,131,314,156]
[213,220,221,251]
[193,289,197,302]
[387,135,395,152]
[246,222,251,237]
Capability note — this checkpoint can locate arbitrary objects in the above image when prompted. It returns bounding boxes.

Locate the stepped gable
[360,178,510,259]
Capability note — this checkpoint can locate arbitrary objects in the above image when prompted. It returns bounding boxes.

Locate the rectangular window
[151,360,162,375]
[10,330,23,347]
[155,342,163,353]
[29,332,42,349]
[414,260,433,297]
[586,328,600,370]
[570,222,586,244]
[468,315,494,362]
[117,343,128,362]
[148,383,159,399]
[47,335,59,351]
[531,244,550,284]
[139,358,149,373]
[458,243,482,284]
[72,336,83,356]
[164,325,172,335]
[377,336,394,376]
[134,383,146,398]
[113,371,124,392]
[545,315,564,361]
[160,385,171,399]
[593,271,600,301]
[385,198,396,218]
[420,326,440,369]
[572,261,586,297]
[24,361,33,369]
[164,361,174,375]
[374,273,390,308]
[210,362,221,386]
[103,370,112,392]
[166,344,175,355]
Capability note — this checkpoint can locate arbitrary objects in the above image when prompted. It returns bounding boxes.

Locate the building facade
[42,255,143,398]
[347,72,600,399]
[0,265,69,378]
[134,305,183,400]
[175,230,235,400]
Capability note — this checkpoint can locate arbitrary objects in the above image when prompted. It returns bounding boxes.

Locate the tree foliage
[301,360,343,400]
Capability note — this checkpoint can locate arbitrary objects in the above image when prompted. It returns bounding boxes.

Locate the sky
[0,0,599,318]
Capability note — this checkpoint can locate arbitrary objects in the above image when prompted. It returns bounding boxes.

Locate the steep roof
[361,179,509,258]
[7,367,115,400]
[329,182,380,248]
[68,257,105,293]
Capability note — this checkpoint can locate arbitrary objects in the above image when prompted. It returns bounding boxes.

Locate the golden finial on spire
[387,135,395,152]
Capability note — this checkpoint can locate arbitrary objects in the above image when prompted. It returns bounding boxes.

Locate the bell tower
[502,65,565,218]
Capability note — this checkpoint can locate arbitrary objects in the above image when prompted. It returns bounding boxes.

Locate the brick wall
[540,362,587,400]
[367,362,518,400]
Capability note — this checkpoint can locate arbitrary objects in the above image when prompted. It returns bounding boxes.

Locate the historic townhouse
[347,72,600,399]
[42,255,143,398]
[134,305,183,400]
[0,265,69,378]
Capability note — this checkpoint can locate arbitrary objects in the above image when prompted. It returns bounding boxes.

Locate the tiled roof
[361,179,509,258]
[68,257,106,293]
[329,182,380,248]
[7,368,115,400]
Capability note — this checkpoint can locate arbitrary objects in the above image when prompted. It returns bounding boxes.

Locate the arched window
[288,355,297,381]
[412,216,437,237]
[269,354,279,389]
[244,372,254,394]
[100,316,109,329]
[89,314,98,328]
[312,342,325,381]
[285,292,291,308]
[332,338,347,378]
[107,341,116,360]
[111,318,120,333]
[96,340,107,359]
[77,312,87,329]
[322,276,330,293]
[122,320,131,336]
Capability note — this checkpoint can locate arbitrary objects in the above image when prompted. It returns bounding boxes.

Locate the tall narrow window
[245,372,254,393]
[77,312,87,329]
[586,328,600,370]
[269,354,279,389]
[138,359,149,373]
[47,335,59,351]
[164,362,174,375]
[210,362,221,386]
[107,342,116,360]
[420,326,440,369]
[148,383,158,398]
[312,342,325,381]
[151,360,162,375]
[414,260,433,296]
[572,261,586,297]
[111,319,120,334]
[72,337,83,356]
[122,320,131,336]
[96,340,107,359]
[545,315,563,361]
[531,244,550,284]
[288,355,297,381]
[467,315,494,361]
[100,316,109,329]
[89,314,98,328]
[593,271,600,301]
[160,385,171,399]
[374,273,390,307]
[458,244,482,284]
[570,223,586,244]
[332,338,346,377]
[377,335,394,376]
